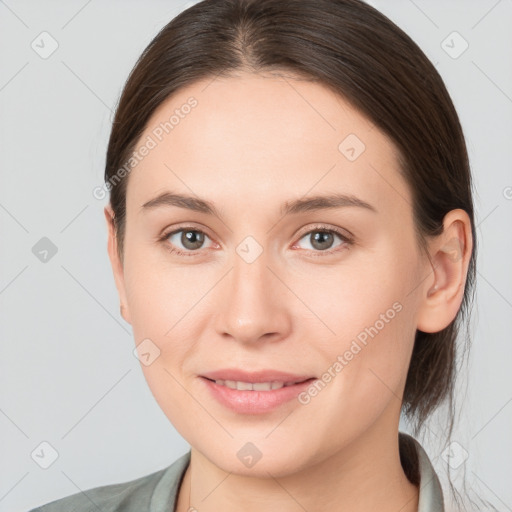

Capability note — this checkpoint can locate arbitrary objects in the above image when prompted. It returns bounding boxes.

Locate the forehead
[126,72,410,219]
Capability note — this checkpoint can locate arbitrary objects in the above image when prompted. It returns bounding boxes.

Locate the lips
[200,368,315,384]
[200,372,318,414]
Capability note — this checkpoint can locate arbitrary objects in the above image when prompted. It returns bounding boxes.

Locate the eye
[160,226,215,257]
[159,224,353,258]
[292,225,353,256]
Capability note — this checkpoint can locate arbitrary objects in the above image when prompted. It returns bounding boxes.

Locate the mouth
[202,377,314,391]
[199,375,318,414]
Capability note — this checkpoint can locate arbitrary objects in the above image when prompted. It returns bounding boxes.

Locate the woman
[30,0,477,510]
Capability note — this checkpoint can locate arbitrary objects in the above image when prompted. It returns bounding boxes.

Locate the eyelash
[158,224,354,258]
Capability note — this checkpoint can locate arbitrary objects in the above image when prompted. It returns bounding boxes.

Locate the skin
[105,71,472,512]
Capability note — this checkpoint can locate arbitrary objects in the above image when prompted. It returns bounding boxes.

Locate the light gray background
[1,1,511,511]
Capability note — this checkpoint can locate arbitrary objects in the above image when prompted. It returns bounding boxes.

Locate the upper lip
[200,369,315,383]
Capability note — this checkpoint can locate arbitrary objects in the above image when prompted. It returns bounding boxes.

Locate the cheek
[300,241,419,405]
[123,254,204,439]
[122,242,209,339]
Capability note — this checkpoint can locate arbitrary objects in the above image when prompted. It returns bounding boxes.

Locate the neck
[175,424,419,512]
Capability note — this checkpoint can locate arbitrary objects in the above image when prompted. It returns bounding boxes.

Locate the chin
[191,434,318,478]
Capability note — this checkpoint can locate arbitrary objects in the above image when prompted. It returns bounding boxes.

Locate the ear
[104,204,132,325]
[416,208,473,333]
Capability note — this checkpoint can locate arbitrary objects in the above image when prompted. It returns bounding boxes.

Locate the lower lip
[200,377,317,414]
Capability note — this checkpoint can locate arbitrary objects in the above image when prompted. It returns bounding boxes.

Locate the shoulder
[27,451,191,512]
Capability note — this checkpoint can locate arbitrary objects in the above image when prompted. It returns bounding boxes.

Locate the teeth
[213,379,302,391]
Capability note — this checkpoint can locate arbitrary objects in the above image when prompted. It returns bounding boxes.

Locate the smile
[207,379,306,391]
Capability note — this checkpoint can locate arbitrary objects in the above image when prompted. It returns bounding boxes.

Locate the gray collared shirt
[29,433,444,512]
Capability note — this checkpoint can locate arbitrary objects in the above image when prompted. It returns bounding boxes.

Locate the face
[107,72,432,476]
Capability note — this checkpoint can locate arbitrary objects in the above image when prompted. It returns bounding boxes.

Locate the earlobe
[104,205,132,325]
[416,209,472,334]
[120,303,130,324]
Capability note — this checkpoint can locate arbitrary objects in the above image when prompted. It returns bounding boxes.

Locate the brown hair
[104,0,477,500]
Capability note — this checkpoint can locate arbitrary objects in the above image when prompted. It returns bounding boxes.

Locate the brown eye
[294,226,353,256]
[178,230,205,250]
[163,227,213,256]
[309,231,336,250]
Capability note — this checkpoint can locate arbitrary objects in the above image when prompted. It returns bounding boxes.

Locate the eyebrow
[140,191,377,218]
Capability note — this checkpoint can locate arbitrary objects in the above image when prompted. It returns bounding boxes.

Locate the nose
[213,249,292,345]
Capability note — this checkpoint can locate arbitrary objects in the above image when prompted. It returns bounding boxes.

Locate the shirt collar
[405,433,445,511]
